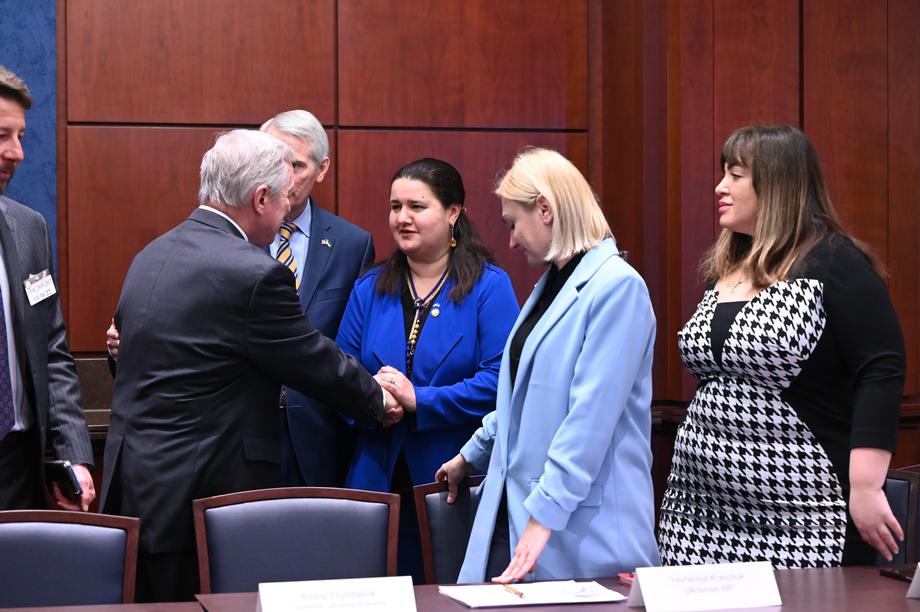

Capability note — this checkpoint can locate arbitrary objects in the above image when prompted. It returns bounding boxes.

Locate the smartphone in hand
[43,459,83,502]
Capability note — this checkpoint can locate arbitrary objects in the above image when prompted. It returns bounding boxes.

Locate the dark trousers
[0,429,44,510]
[105,461,199,602]
[485,493,511,580]
[136,549,199,603]
[392,451,424,583]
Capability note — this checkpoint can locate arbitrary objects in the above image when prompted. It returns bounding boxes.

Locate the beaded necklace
[405,268,450,373]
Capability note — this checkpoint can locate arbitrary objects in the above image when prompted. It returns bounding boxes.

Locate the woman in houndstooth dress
[658,126,906,568]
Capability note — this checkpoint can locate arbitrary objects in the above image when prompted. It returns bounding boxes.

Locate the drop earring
[449,223,457,248]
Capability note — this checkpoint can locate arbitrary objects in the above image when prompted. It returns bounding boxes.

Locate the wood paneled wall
[596,0,919,409]
[60,1,918,440]
[60,0,587,351]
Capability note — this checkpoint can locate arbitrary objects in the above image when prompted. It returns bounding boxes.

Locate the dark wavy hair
[376,158,494,302]
[702,125,883,286]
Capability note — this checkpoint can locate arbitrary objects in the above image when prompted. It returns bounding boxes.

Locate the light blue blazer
[458,238,660,582]
[337,263,519,491]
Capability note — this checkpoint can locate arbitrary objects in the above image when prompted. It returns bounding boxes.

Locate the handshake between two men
[106,320,405,427]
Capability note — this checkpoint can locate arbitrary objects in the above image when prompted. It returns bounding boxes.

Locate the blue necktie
[0,286,16,439]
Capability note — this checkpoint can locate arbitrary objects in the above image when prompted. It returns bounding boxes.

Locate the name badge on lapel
[24,270,56,306]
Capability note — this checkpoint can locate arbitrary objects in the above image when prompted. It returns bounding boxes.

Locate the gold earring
[449,223,457,248]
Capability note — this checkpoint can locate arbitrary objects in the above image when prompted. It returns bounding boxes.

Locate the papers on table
[438,580,625,608]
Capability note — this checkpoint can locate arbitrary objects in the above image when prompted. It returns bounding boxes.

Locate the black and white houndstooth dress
[658,236,905,568]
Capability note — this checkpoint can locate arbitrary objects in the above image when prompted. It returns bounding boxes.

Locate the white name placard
[906,565,920,598]
[627,561,781,612]
[257,575,417,612]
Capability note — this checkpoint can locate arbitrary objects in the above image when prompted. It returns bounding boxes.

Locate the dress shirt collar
[198,205,248,242]
[287,198,313,238]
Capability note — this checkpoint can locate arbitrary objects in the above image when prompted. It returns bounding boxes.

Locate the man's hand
[381,388,403,427]
[435,453,475,503]
[375,366,416,412]
[53,464,96,512]
[105,320,120,361]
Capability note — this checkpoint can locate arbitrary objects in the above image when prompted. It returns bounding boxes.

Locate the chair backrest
[193,487,400,593]
[414,475,485,584]
[880,466,920,565]
[0,510,138,607]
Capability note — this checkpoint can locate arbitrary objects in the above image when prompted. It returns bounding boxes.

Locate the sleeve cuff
[460,437,490,472]
[523,484,570,532]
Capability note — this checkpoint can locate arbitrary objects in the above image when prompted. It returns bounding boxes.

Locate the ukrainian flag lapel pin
[321,238,332,249]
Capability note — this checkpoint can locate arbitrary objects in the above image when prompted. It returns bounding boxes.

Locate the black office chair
[414,475,485,584]
[0,510,139,607]
[193,487,400,593]
[879,465,920,566]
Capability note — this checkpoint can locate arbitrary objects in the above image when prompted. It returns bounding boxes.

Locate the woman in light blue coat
[437,148,660,583]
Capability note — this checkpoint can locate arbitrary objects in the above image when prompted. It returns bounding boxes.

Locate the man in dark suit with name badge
[260,110,374,487]
[0,65,94,512]
[99,129,401,602]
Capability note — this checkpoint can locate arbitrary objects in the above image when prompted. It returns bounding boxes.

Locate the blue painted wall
[0,0,58,261]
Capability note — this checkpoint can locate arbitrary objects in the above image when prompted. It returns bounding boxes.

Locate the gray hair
[0,64,32,109]
[260,110,329,165]
[198,129,293,209]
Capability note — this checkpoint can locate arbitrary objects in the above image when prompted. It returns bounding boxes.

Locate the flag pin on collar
[321,238,332,248]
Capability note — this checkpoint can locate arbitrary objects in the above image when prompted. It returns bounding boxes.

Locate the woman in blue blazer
[336,158,519,579]
[438,148,660,583]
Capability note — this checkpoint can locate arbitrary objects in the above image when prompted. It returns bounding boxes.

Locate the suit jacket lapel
[0,201,26,319]
[369,290,407,372]
[510,240,618,407]
[496,272,545,454]
[298,202,334,312]
[0,200,36,409]
[407,281,462,386]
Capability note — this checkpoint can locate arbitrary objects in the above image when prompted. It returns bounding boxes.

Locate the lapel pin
[431,303,440,317]
[321,238,332,248]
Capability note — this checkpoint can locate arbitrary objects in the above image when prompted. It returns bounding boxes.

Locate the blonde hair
[495,148,611,263]
[702,125,882,286]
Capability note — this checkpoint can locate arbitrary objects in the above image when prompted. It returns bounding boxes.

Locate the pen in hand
[503,584,524,599]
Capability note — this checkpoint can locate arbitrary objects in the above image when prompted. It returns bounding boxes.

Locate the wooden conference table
[193,567,920,612]
[3,567,920,611]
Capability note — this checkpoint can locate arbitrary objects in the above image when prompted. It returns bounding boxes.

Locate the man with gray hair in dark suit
[100,128,401,602]
[0,64,95,511]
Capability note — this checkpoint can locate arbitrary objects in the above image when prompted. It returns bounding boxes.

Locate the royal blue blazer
[336,263,519,491]
[458,238,661,582]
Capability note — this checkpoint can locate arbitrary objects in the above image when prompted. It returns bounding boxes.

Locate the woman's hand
[491,517,552,583]
[850,447,903,561]
[375,365,416,412]
[380,389,404,427]
[435,453,475,503]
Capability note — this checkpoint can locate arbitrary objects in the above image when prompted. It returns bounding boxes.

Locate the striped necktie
[276,222,301,290]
